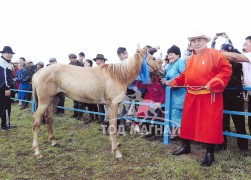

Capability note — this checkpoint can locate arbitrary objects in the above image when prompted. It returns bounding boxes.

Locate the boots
[21,102,28,109]
[84,114,94,124]
[119,119,126,126]
[201,144,215,166]
[71,112,78,118]
[172,139,191,155]
[93,115,99,123]
[77,112,83,120]
[215,143,227,152]
[41,117,46,125]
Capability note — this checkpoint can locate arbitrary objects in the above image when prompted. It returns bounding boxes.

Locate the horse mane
[101,52,142,86]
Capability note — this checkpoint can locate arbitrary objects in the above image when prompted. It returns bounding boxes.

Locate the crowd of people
[1,31,251,167]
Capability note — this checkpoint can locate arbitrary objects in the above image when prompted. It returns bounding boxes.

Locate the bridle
[147,61,163,77]
[140,50,164,78]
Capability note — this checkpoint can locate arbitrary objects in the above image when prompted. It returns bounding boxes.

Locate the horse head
[136,45,164,78]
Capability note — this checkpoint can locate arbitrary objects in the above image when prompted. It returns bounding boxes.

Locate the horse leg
[32,104,48,157]
[108,103,123,160]
[46,96,59,146]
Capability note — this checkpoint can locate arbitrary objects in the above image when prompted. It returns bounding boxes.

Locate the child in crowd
[135,73,165,139]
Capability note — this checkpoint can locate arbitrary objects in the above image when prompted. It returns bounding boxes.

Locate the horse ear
[136,44,141,53]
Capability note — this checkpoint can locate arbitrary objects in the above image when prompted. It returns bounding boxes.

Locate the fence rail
[10,86,251,144]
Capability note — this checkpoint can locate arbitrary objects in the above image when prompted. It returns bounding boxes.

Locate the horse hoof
[116,157,123,161]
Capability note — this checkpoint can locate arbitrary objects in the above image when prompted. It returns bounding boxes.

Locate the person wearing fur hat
[163,32,232,166]
[0,46,16,131]
[161,45,187,140]
[211,33,248,153]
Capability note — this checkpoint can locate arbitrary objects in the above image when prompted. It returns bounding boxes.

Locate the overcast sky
[0,0,250,65]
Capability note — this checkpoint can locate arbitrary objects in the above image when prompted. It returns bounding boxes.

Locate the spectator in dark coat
[83,59,99,124]
[20,60,36,109]
[35,61,44,72]
[46,58,65,115]
[78,52,85,65]
[0,46,16,131]
[211,33,248,152]
[69,53,84,120]
[93,54,108,125]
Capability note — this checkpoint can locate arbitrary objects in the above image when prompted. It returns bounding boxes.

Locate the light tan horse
[32,46,163,160]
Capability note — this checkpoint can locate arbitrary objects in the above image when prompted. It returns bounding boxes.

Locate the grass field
[0,99,251,179]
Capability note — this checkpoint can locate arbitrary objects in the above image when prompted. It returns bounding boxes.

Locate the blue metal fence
[11,86,251,144]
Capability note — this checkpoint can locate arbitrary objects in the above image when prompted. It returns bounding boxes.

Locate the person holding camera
[211,32,233,48]
[211,33,248,153]
[180,43,193,62]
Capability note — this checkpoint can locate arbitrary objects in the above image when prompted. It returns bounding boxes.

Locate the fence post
[163,86,172,144]
[31,96,36,113]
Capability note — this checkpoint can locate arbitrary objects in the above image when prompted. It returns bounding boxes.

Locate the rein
[172,85,207,91]
[147,63,163,77]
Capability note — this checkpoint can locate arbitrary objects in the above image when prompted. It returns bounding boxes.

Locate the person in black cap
[35,61,44,72]
[68,53,84,120]
[0,46,17,131]
[48,57,57,65]
[211,33,248,153]
[48,57,65,115]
